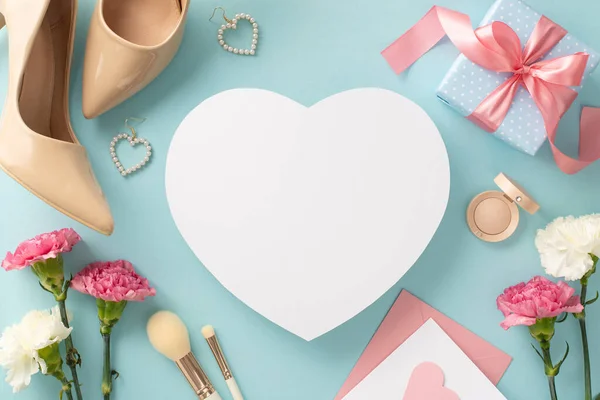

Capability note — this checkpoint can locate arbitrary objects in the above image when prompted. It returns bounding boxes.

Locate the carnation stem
[102,332,112,400]
[57,299,83,400]
[578,281,592,400]
[60,377,75,400]
[547,376,558,400]
[541,346,559,400]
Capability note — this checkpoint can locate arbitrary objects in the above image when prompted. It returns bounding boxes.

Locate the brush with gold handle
[147,312,222,400]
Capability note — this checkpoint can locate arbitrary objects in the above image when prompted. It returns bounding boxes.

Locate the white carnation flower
[0,306,72,392]
[535,215,600,281]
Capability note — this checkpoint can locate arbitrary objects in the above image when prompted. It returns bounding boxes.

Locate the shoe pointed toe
[0,135,115,235]
[75,194,114,236]
[61,166,115,235]
[57,182,115,236]
[81,67,127,119]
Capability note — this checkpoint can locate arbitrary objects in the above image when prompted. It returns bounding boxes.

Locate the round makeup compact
[467,173,539,242]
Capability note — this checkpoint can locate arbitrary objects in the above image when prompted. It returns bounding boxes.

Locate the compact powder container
[467,173,539,242]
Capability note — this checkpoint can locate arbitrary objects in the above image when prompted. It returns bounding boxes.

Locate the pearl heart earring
[210,7,258,56]
[110,117,153,177]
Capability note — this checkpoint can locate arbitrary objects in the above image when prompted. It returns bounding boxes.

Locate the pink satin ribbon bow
[382,6,600,174]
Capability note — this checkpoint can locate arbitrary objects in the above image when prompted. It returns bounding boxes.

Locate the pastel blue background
[0,0,599,399]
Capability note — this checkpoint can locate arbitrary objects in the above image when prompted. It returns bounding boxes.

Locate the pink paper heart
[403,362,460,400]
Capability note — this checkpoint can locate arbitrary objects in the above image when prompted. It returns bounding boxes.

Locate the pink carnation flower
[71,260,156,302]
[1,228,81,271]
[497,276,583,330]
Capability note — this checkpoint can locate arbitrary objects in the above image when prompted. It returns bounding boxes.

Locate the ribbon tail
[524,76,598,174]
[579,107,600,160]
[553,107,600,174]
[382,6,521,74]
[550,136,596,174]
[382,7,446,74]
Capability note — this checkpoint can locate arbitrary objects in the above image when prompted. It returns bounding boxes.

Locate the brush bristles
[201,325,215,339]
[147,311,192,361]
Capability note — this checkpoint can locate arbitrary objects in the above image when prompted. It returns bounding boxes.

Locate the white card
[343,319,507,399]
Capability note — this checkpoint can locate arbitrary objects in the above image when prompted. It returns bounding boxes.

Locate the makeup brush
[202,325,244,400]
[147,311,222,400]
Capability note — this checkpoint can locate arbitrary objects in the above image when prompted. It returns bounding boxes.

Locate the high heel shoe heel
[82,0,190,118]
[0,0,115,235]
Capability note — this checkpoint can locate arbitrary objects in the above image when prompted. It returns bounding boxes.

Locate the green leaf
[553,342,570,373]
[556,313,568,323]
[531,343,545,362]
[586,291,599,306]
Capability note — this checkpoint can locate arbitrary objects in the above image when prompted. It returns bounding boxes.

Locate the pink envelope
[335,290,512,399]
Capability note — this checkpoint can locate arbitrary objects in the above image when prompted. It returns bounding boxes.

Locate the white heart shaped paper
[166,88,450,340]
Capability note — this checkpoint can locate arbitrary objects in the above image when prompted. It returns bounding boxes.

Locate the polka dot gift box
[436,0,599,156]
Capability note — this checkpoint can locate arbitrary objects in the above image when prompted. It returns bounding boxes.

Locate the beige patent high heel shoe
[82,0,190,119]
[0,0,114,235]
